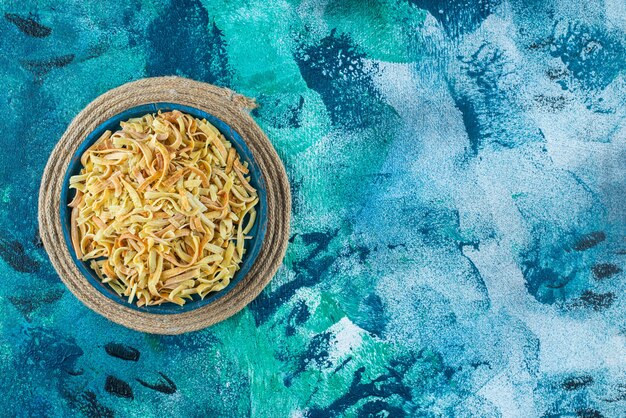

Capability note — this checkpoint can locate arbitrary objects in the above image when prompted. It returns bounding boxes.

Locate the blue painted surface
[60,103,268,314]
[0,0,625,417]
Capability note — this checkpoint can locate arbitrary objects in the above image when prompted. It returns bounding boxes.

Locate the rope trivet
[38,77,291,334]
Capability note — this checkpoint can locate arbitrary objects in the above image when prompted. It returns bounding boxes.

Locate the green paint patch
[307,292,347,332]
[257,90,331,155]
[0,186,11,204]
[323,0,426,62]
[203,0,308,96]
[292,125,398,228]
[212,309,302,416]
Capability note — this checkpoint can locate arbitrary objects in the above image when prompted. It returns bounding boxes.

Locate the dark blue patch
[286,96,305,128]
[23,328,83,374]
[104,343,140,362]
[528,36,556,51]
[0,233,40,273]
[299,332,331,372]
[591,263,621,280]
[534,94,568,111]
[9,288,64,318]
[519,228,614,305]
[522,260,575,304]
[294,29,387,131]
[409,0,501,37]
[546,67,569,81]
[20,54,75,78]
[470,360,492,369]
[333,356,353,374]
[252,95,305,129]
[249,229,339,325]
[350,244,371,263]
[576,409,604,418]
[105,375,134,399]
[250,255,335,326]
[451,42,545,155]
[121,0,144,48]
[452,93,484,155]
[571,291,615,311]
[137,372,177,395]
[66,391,114,418]
[284,331,332,387]
[357,400,405,417]
[572,231,605,252]
[562,376,594,391]
[4,13,51,38]
[550,22,625,91]
[300,231,336,253]
[351,293,387,338]
[519,229,598,305]
[285,300,310,337]
[146,0,232,86]
[307,356,416,418]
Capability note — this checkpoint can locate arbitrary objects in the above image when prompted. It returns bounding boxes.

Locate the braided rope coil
[38,77,291,334]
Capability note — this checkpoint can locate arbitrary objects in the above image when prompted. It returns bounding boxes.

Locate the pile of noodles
[68,110,258,306]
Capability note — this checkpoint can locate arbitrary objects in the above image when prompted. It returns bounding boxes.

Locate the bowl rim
[59,102,268,314]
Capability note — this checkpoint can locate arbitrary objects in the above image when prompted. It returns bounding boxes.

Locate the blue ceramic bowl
[60,103,268,314]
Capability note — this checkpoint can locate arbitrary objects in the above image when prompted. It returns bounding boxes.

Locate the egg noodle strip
[69,111,259,307]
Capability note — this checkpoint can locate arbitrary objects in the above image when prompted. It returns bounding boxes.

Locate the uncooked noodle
[69,110,258,307]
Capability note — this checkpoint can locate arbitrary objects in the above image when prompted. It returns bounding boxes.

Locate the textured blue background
[1,0,625,417]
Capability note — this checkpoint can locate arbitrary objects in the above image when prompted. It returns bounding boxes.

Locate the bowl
[59,103,268,314]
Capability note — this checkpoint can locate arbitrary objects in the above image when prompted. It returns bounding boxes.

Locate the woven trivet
[38,77,291,334]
